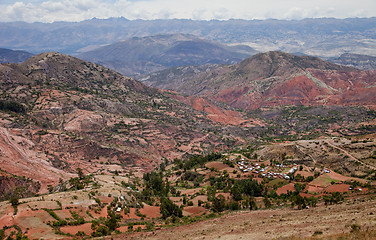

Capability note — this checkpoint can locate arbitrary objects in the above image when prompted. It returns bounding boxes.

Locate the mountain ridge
[1,18,375,57]
[330,53,376,70]
[0,48,34,63]
[143,51,376,110]
[78,34,256,76]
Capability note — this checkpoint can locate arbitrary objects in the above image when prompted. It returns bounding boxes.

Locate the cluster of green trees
[142,171,170,203]
[44,209,85,227]
[48,168,93,193]
[142,170,182,220]
[0,100,26,113]
[0,225,29,240]
[323,192,344,205]
[290,194,317,209]
[160,197,182,220]
[173,153,222,170]
[89,197,123,237]
[230,179,264,201]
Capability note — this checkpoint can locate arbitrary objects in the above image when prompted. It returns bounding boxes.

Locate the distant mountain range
[142,51,376,110]
[0,18,375,58]
[0,48,33,63]
[78,34,257,76]
[330,53,376,70]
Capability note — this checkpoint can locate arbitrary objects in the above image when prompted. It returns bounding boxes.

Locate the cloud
[0,0,375,23]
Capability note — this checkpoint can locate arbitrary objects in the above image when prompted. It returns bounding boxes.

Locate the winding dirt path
[326,139,376,171]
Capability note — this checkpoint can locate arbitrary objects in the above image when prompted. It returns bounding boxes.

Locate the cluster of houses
[235,158,298,180]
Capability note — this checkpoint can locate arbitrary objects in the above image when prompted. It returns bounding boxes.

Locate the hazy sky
[1,0,375,23]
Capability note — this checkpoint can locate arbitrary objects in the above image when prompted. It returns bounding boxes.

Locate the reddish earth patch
[295,170,314,178]
[180,188,202,196]
[325,183,351,193]
[276,183,296,195]
[117,225,129,233]
[130,224,146,231]
[0,126,75,193]
[60,223,93,235]
[54,209,73,220]
[0,205,18,227]
[97,196,114,204]
[205,161,230,171]
[91,205,108,219]
[139,204,161,219]
[170,94,265,126]
[170,197,183,206]
[191,195,208,206]
[299,193,314,198]
[305,184,325,194]
[183,206,207,216]
[126,208,141,220]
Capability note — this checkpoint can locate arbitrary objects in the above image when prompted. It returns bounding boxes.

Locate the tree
[160,197,182,219]
[291,194,306,209]
[207,186,217,201]
[307,196,317,207]
[9,195,19,206]
[77,167,84,180]
[105,211,120,231]
[263,197,272,209]
[249,197,257,210]
[212,195,226,213]
[323,192,344,205]
[294,183,306,193]
[231,184,243,201]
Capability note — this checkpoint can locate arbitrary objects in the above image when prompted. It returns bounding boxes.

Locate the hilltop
[142,51,376,110]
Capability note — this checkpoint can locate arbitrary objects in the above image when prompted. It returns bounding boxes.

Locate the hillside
[0,52,263,194]
[0,48,33,63]
[143,51,376,110]
[78,34,256,76]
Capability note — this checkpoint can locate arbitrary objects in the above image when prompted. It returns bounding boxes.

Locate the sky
[0,0,375,23]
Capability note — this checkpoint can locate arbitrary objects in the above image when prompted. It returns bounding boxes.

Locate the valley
[0,50,375,239]
[1,136,375,239]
